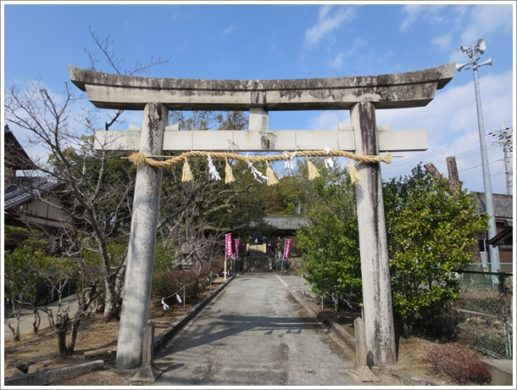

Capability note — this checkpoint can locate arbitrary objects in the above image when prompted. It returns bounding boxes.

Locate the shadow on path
[158,314,322,355]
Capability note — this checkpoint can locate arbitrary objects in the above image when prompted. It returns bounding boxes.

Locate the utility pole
[456,39,501,274]
[489,127,513,195]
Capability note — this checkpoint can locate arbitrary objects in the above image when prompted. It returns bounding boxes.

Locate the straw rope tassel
[347,160,360,184]
[225,158,235,184]
[182,158,193,182]
[307,158,320,181]
[266,163,279,186]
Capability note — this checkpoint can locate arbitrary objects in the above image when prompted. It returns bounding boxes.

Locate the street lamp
[456,39,501,274]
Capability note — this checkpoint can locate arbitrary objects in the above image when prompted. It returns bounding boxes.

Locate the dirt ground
[3,279,489,387]
[4,280,219,386]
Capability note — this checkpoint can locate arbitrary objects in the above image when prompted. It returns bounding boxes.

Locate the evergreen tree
[384,164,486,333]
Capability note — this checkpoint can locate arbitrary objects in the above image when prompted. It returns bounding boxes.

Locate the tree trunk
[67,317,81,354]
[102,280,119,320]
[94,232,122,320]
[43,307,55,329]
[7,318,20,341]
[8,308,22,341]
[32,308,41,334]
[56,314,70,357]
[55,313,82,357]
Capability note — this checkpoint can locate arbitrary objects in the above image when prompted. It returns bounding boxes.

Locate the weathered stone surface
[248,107,269,131]
[115,103,168,369]
[84,347,115,361]
[68,62,456,372]
[354,318,367,367]
[68,63,455,111]
[352,101,397,366]
[4,360,104,386]
[94,128,427,152]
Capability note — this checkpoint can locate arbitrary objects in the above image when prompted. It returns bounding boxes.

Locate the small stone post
[354,317,367,367]
[351,101,396,366]
[132,320,161,382]
[116,103,168,369]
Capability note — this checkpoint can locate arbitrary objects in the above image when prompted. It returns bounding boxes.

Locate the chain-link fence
[453,264,513,359]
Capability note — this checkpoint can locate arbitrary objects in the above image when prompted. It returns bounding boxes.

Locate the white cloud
[305,70,512,193]
[221,24,236,37]
[377,71,512,136]
[460,5,513,45]
[400,4,447,31]
[309,111,349,130]
[305,5,356,46]
[328,37,366,71]
[376,70,512,192]
[329,51,345,70]
[119,110,147,128]
[402,4,513,59]
[432,33,453,51]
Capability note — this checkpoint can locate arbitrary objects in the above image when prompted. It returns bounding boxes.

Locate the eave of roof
[4,179,62,209]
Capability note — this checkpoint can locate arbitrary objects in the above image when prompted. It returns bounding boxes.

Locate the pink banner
[225,233,233,259]
[234,238,240,260]
[283,239,292,259]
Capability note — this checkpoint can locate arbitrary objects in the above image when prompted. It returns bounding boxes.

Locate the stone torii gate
[69,63,455,369]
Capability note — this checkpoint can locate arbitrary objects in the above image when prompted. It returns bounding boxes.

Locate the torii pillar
[351,101,396,364]
[116,103,168,368]
[69,63,455,369]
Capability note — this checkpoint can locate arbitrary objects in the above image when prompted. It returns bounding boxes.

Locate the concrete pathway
[154,273,358,386]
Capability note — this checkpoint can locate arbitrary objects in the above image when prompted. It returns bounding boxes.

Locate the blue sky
[2,1,515,194]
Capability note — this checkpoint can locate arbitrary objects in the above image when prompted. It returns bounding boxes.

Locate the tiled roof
[4,125,35,170]
[4,177,61,209]
[472,192,513,220]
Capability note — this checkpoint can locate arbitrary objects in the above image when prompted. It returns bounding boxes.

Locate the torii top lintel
[68,63,455,111]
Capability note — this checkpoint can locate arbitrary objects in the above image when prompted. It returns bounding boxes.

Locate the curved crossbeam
[69,63,455,111]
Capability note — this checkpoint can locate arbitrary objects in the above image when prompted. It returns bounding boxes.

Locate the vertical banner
[225,233,233,259]
[234,238,240,260]
[283,238,292,259]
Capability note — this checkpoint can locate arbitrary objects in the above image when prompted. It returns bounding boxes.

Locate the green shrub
[384,164,487,334]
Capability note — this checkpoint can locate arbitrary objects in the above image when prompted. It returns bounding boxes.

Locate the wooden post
[351,101,396,366]
[116,103,168,369]
[424,163,443,180]
[446,156,461,192]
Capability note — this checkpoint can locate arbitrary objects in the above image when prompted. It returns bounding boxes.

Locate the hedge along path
[126,149,393,185]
